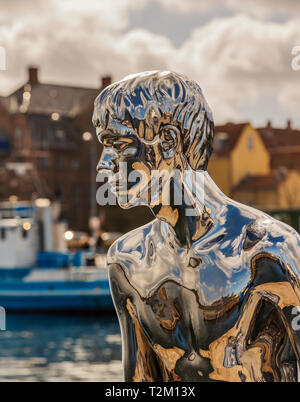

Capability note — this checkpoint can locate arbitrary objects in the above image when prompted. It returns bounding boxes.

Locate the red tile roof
[258,127,300,150]
[233,169,287,192]
[212,123,249,156]
[258,126,300,169]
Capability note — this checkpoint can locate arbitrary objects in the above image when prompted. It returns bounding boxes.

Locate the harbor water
[0,313,123,382]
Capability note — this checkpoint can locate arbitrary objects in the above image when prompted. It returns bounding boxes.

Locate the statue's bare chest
[118,239,250,308]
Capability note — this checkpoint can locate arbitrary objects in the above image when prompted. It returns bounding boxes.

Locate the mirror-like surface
[94,71,300,382]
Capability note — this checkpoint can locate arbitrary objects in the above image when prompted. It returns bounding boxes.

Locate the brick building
[0,67,107,230]
[0,67,154,232]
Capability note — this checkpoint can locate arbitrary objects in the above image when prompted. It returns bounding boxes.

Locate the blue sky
[0,0,299,127]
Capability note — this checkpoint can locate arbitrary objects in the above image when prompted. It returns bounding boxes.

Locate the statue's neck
[151,170,227,248]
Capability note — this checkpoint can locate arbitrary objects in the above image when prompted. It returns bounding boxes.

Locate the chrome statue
[93,71,300,382]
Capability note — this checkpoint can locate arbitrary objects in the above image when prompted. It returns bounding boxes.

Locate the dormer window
[247,135,254,151]
[214,132,228,152]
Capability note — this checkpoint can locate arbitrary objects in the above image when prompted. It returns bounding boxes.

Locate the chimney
[101,75,112,89]
[287,119,292,130]
[28,66,39,85]
[267,120,272,128]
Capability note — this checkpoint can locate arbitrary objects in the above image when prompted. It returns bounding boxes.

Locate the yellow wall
[233,171,300,209]
[208,156,230,195]
[230,124,270,187]
[209,124,300,210]
[233,189,278,209]
[209,124,270,197]
[278,171,300,208]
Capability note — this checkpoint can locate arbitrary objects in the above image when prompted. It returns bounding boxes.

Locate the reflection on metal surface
[93,71,300,382]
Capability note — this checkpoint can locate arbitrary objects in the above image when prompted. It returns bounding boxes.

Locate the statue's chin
[117,201,132,210]
[117,195,148,209]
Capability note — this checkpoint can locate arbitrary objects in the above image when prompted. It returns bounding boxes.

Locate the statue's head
[93,70,214,209]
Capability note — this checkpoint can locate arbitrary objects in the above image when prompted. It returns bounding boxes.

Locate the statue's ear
[159,125,180,159]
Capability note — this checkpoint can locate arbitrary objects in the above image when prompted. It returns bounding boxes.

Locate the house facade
[208,122,300,214]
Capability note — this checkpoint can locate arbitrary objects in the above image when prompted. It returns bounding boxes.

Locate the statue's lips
[108,172,143,192]
[108,174,148,199]
[108,179,137,194]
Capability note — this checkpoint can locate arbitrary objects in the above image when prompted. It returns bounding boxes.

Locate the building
[208,122,300,210]
[0,67,108,230]
[0,67,154,233]
[258,121,300,171]
[208,123,270,197]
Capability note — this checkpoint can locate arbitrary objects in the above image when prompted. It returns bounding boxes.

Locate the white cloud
[0,1,299,126]
[0,0,149,91]
[278,82,300,117]
[172,15,300,122]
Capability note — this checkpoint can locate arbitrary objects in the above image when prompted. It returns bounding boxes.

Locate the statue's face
[96,116,183,209]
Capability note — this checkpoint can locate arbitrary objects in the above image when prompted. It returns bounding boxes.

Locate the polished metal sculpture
[93,71,300,382]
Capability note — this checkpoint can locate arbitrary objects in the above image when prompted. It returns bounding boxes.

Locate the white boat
[0,200,114,312]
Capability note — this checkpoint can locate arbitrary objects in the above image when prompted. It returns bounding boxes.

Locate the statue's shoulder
[264,216,300,255]
[241,210,300,277]
[107,218,161,267]
[241,208,299,245]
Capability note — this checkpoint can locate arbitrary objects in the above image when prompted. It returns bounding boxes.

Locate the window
[0,129,10,151]
[55,187,64,202]
[72,187,81,205]
[0,228,6,240]
[14,127,24,150]
[247,135,254,151]
[214,132,228,152]
[71,159,80,169]
[14,127,23,140]
[0,129,7,140]
[57,157,65,170]
[55,129,66,139]
[39,156,50,169]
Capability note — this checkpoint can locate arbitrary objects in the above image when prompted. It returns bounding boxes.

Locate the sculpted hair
[93,70,214,170]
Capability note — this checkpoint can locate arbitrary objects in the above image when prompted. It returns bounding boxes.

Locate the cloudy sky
[0,0,299,126]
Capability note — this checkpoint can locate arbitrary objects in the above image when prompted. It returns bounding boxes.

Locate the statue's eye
[113,140,129,150]
[102,137,114,147]
[159,126,179,157]
[164,131,174,141]
[160,125,179,142]
[114,136,137,149]
[161,141,173,152]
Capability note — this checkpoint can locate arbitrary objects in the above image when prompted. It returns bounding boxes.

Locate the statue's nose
[96,149,118,173]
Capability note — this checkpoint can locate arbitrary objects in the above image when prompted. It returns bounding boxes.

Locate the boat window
[0,228,6,240]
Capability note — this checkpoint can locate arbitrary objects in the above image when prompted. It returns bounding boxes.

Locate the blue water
[0,313,123,382]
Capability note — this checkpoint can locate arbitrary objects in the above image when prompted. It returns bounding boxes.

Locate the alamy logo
[0,306,6,330]
[292,46,300,71]
[0,46,6,71]
[96,163,205,216]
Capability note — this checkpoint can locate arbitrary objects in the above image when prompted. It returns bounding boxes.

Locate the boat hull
[0,268,115,313]
[0,293,114,312]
